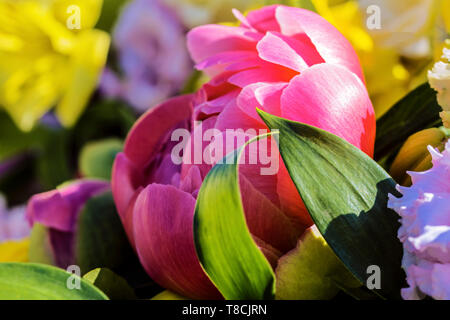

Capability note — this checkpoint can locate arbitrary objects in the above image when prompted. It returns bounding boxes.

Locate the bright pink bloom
[26,180,109,268]
[112,5,375,299]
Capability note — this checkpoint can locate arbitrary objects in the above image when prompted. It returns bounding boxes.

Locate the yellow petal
[55,29,110,127]
[51,0,104,30]
[0,238,30,263]
[390,128,448,186]
[442,0,450,33]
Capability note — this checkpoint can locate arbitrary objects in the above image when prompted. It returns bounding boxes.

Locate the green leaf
[75,191,138,275]
[287,0,317,12]
[194,135,276,300]
[28,223,55,265]
[0,263,108,300]
[375,83,442,166]
[151,290,189,300]
[83,268,136,300]
[275,226,360,300]
[79,138,123,180]
[258,109,404,299]
[96,0,129,32]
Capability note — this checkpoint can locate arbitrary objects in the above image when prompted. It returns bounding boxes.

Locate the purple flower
[26,180,109,268]
[0,194,29,243]
[389,141,450,300]
[100,0,192,113]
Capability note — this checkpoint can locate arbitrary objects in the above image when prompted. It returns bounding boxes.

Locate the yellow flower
[162,0,300,27]
[310,0,411,117]
[0,238,30,262]
[0,0,110,131]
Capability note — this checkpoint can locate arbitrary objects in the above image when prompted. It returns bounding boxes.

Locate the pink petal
[228,64,297,88]
[257,32,315,72]
[276,6,365,83]
[187,25,257,65]
[27,180,109,232]
[181,116,217,181]
[132,184,221,299]
[245,5,281,33]
[237,82,287,121]
[124,94,193,168]
[280,63,375,156]
[112,153,141,221]
[277,161,313,226]
[239,174,303,253]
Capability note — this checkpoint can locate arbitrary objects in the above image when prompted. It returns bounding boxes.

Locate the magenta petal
[280,63,375,156]
[276,6,365,83]
[26,180,110,232]
[132,184,222,299]
[124,94,193,168]
[239,175,303,253]
[112,153,140,221]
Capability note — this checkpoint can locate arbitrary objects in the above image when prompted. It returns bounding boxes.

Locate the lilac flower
[0,194,29,243]
[100,0,192,113]
[388,141,450,300]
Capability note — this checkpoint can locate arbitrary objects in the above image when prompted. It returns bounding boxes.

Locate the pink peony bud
[112,5,375,299]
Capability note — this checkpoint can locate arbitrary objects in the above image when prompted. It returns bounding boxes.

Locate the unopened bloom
[388,141,450,300]
[100,0,192,112]
[0,0,110,131]
[112,6,375,299]
[26,180,109,268]
[390,127,449,186]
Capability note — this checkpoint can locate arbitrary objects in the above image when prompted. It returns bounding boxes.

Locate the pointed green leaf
[258,110,404,299]
[75,192,138,274]
[83,268,136,300]
[375,83,442,166]
[194,135,276,300]
[0,263,108,300]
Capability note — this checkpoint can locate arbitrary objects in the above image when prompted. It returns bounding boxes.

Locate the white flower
[428,47,450,127]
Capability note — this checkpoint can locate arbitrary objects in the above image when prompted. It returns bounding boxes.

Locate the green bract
[0,263,108,300]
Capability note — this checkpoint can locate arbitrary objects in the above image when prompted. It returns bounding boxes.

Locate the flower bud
[390,127,449,186]
[26,180,109,268]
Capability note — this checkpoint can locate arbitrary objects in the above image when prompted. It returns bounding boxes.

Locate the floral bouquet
[0,0,449,301]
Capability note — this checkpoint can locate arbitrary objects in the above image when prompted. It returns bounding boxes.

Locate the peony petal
[124,94,193,168]
[277,161,313,226]
[276,6,365,82]
[132,184,221,299]
[245,5,281,33]
[27,180,109,232]
[280,63,375,156]
[237,82,286,121]
[257,32,322,72]
[228,64,297,88]
[239,175,303,253]
[111,153,141,221]
[187,25,257,66]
